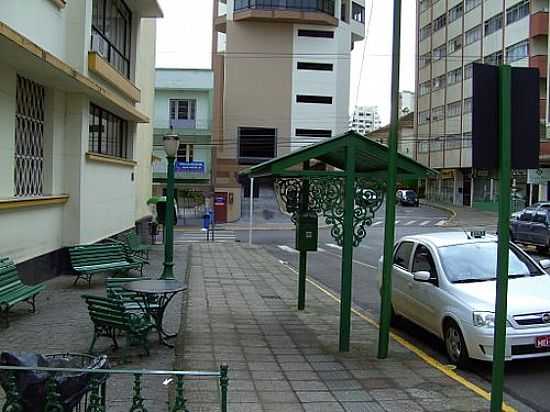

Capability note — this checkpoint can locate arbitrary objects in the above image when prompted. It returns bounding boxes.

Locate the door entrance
[214,192,227,223]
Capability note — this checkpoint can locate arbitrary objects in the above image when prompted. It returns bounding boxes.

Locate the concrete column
[470,176,475,208]
[43,90,66,194]
[0,64,16,198]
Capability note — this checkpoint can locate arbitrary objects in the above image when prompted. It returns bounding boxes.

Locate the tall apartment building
[350,105,382,135]
[415,0,549,207]
[0,0,161,280]
[212,0,365,222]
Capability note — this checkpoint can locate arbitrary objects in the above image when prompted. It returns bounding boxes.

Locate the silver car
[378,232,550,367]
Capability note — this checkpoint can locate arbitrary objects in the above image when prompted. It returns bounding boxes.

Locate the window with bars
[169,99,197,129]
[91,0,132,78]
[89,104,130,158]
[14,75,45,197]
[177,144,194,163]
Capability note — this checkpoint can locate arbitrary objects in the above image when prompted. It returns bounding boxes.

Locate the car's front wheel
[444,320,470,369]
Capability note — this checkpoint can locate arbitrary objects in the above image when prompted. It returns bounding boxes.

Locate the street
[235,204,550,412]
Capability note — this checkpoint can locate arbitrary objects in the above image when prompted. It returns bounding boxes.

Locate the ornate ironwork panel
[275,177,384,247]
[14,75,45,197]
[129,374,148,412]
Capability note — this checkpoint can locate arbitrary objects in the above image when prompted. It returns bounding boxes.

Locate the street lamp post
[161,134,180,279]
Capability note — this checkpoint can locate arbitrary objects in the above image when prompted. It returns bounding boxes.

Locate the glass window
[419,110,430,125]
[394,241,414,269]
[420,23,432,41]
[433,44,447,61]
[432,74,446,90]
[465,0,481,13]
[484,13,503,36]
[352,2,365,23]
[91,0,132,77]
[507,0,529,25]
[447,101,462,117]
[506,40,529,63]
[433,14,447,33]
[465,25,482,45]
[448,35,462,54]
[485,50,504,66]
[420,0,431,13]
[239,127,276,164]
[169,99,197,121]
[447,67,462,85]
[439,242,543,283]
[432,105,444,121]
[420,52,431,68]
[448,3,463,23]
[534,212,548,224]
[464,59,481,79]
[464,97,472,113]
[520,210,535,221]
[412,244,438,280]
[420,81,431,96]
[88,104,130,159]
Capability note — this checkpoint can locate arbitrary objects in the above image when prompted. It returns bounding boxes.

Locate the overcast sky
[156,0,416,124]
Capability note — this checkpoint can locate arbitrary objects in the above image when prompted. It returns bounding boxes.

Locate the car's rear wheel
[444,320,470,369]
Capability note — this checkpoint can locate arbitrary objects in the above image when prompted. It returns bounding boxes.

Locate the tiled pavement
[0,245,190,411]
[177,244,530,412]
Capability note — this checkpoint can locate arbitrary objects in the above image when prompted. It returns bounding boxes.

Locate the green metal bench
[69,244,146,287]
[105,277,159,313]
[82,294,154,356]
[125,231,152,260]
[0,258,47,327]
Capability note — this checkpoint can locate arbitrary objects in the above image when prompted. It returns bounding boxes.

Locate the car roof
[398,232,497,248]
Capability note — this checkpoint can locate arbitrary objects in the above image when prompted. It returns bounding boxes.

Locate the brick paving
[176,243,521,412]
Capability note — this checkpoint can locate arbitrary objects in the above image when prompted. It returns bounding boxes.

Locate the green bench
[0,258,47,327]
[125,231,152,260]
[82,294,154,356]
[69,244,146,287]
[105,277,159,313]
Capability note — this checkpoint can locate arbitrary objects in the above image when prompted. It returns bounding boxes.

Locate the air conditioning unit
[91,33,108,58]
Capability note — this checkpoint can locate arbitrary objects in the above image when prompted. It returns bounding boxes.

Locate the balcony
[233,0,338,26]
[530,12,549,38]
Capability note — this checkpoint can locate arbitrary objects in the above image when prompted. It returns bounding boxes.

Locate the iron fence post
[220,364,229,412]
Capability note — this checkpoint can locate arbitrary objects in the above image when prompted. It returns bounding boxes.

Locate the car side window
[394,241,414,270]
[534,212,547,224]
[412,244,438,284]
[520,211,534,222]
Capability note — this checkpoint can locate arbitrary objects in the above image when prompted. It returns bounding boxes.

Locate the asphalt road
[235,204,549,412]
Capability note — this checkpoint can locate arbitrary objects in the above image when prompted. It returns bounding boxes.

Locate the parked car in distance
[377,231,550,367]
[397,189,419,207]
[510,203,550,253]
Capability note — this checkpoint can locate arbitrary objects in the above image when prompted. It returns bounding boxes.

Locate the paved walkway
[422,201,498,228]
[177,243,527,412]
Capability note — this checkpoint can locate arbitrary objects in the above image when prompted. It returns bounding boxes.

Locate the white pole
[248,177,254,245]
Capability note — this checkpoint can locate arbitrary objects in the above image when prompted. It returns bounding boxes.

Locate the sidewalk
[422,201,498,228]
[177,243,528,412]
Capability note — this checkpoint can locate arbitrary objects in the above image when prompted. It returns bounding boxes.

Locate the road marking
[419,220,431,226]
[326,243,342,250]
[320,248,377,270]
[279,261,516,412]
[435,220,447,226]
[278,245,298,254]
[404,220,417,226]
[373,221,383,226]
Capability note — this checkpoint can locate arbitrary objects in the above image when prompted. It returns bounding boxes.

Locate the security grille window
[432,74,446,90]
[447,101,462,117]
[485,50,503,66]
[464,98,472,113]
[352,2,365,23]
[506,40,529,63]
[447,67,462,85]
[431,106,444,121]
[418,110,430,125]
[296,95,333,104]
[419,0,430,13]
[295,129,332,138]
[14,76,45,197]
[433,44,447,61]
[484,13,503,36]
[169,99,196,128]
[238,127,276,164]
[177,144,194,163]
[420,53,431,68]
[89,104,130,158]
[420,81,431,96]
[448,35,462,54]
[448,3,463,23]
[433,14,447,33]
[297,62,333,71]
[297,29,334,38]
[507,0,529,26]
[465,0,481,13]
[91,0,132,78]
[465,25,482,45]
[419,23,432,41]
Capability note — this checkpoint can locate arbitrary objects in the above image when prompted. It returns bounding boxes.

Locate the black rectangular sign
[472,64,540,170]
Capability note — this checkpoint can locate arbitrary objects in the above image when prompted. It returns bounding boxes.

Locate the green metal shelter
[241,130,436,352]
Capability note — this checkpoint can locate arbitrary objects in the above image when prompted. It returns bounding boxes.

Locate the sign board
[528,168,550,185]
[175,161,205,173]
[214,196,225,206]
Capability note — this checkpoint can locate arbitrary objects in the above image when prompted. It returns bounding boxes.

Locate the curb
[420,200,457,226]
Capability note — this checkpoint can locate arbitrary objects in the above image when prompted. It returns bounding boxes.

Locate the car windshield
[405,191,416,199]
[438,242,543,283]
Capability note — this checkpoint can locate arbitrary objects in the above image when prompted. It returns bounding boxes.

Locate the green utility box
[296,213,318,251]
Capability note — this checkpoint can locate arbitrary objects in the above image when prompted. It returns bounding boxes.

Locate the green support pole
[298,251,307,311]
[339,144,356,352]
[490,64,512,412]
[161,155,176,279]
[378,0,402,359]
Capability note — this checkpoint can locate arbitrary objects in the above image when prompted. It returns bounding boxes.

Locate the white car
[377,232,550,367]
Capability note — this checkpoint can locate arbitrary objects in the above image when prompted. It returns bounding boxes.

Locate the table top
[122,279,188,294]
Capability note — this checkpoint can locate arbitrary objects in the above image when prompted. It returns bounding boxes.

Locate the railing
[91,27,131,79]
[234,0,335,16]
[0,365,228,412]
